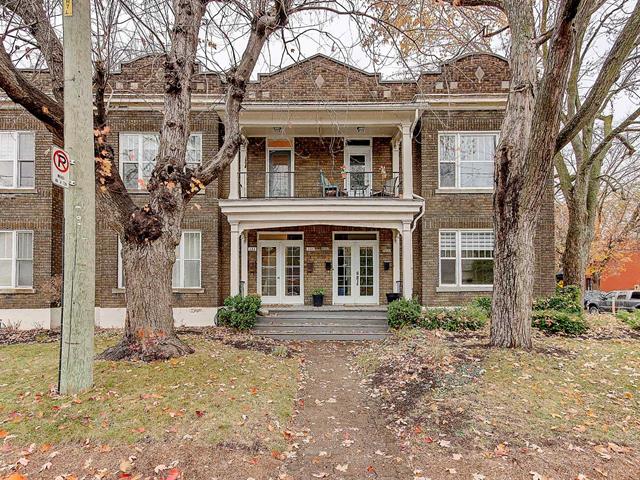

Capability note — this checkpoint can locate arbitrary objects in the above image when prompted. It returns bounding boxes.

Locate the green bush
[533,285,582,314]
[217,294,262,331]
[471,296,492,315]
[387,297,422,329]
[616,310,640,330]
[531,309,588,335]
[419,306,488,332]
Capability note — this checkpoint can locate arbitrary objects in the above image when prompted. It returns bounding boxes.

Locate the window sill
[0,188,38,194]
[436,286,493,293]
[0,288,36,294]
[435,188,493,194]
[112,288,205,294]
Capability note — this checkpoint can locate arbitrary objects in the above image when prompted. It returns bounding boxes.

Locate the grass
[357,317,640,448]
[0,332,298,449]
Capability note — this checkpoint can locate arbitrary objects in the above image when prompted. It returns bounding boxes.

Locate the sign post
[58,0,95,395]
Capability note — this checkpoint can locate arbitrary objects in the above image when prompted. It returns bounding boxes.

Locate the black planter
[386,292,401,304]
[312,294,324,307]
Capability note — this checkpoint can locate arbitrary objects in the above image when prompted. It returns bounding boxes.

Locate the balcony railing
[237,170,402,199]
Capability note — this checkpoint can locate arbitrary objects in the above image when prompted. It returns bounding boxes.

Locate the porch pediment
[219,198,424,232]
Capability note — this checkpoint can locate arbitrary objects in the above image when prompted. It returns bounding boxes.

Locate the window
[120,133,202,190]
[118,231,202,289]
[439,132,498,189]
[439,230,494,287]
[0,132,35,188]
[0,231,33,288]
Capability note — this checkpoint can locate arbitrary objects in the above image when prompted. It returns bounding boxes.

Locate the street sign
[51,146,71,188]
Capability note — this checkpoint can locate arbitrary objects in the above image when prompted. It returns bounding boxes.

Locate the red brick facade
[0,52,555,325]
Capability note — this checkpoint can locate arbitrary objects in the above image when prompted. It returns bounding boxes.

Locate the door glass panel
[268,150,291,197]
[349,154,367,193]
[359,246,374,297]
[261,246,277,297]
[285,246,301,297]
[337,246,351,297]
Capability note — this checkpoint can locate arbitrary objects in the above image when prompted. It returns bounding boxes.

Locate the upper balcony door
[266,139,294,198]
[344,139,372,197]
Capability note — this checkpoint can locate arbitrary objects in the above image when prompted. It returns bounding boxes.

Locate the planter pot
[312,294,324,307]
[386,292,401,304]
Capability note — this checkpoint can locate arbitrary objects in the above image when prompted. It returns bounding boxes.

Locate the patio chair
[372,176,399,197]
[320,170,340,197]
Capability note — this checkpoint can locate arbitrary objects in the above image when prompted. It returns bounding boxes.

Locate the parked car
[583,290,605,309]
[586,290,640,314]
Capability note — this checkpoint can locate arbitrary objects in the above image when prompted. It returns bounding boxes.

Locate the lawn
[357,315,640,479]
[0,331,299,479]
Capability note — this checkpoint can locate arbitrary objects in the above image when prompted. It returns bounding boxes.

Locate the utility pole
[58,0,95,395]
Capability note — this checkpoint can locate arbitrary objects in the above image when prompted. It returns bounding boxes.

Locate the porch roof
[219,197,424,232]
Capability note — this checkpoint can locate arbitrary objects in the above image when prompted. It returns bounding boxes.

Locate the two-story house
[0,53,555,329]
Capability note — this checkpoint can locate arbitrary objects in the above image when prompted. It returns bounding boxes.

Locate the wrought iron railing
[237,170,401,199]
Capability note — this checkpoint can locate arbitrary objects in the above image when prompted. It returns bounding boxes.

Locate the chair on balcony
[372,175,400,197]
[320,170,340,197]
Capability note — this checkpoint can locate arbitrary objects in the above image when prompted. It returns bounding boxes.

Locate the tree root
[97,335,194,362]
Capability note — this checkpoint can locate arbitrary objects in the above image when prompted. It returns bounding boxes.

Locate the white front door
[258,239,304,304]
[333,237,378,304]
[345,143,372,197]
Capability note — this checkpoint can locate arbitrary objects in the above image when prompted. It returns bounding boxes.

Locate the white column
[401,221,413,299]
[392,137,400,179]
[393,229,401,293]
[239,141,247,198]
[241,231,249,296]
[401,123,413,199]
[230,223,240,295]
[229,152,239,199]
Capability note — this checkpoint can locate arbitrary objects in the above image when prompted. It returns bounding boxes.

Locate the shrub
[531,309,588,335]
[387,297,422,329]
[217,294,262,331]
[471,296,492,316]
[419,306,488,332]
[616,310,640,330]
[312,288,325,296]
[533,285,582,314]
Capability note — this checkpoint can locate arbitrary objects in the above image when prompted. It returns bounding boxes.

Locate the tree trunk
[98,234,193,361]
[561,201,591,288]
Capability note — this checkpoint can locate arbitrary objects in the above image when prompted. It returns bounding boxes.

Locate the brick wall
[0,110,58,309]
[419,111,555,305]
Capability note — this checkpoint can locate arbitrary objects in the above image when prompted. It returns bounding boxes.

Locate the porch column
[240,230,248,296]
[230,223,240,295]
[239,141,247,198]
[229,152,239,199]
[401,220,413,298]
[393,229,401,293]
[392,137,400,182]
[401,123,413,199]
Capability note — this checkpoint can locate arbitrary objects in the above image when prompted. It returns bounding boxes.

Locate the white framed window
[118,230,201,289]
[438,132,498,189]
[0,230,34,288]
[439,230,494,287]
[119,133,202,190]
[0,132,35,188]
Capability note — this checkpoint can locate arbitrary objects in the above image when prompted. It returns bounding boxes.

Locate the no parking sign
[51,146,71,188]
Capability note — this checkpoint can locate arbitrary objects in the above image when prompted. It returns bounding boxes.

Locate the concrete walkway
[279,342,412,479]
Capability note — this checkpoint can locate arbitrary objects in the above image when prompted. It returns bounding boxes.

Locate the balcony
[237,170,402,199]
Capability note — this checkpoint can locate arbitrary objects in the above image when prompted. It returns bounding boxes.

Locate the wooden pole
[58,0,95,395]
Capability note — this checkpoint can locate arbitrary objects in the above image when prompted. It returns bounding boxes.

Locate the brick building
[0,53,555,329]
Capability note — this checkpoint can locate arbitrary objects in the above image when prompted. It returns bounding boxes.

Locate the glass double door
[258,240,303,304]
[333,240,378,304]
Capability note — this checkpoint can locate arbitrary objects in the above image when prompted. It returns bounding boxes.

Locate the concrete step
[264,310,388,320]
[255,332,389,341]
[255,318,388,327]
[253,325,389,334]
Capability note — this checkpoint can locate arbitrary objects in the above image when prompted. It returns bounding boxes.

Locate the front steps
[253,308,389,341]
